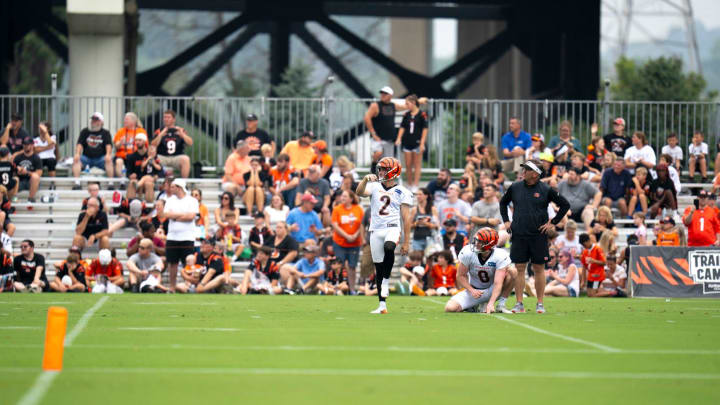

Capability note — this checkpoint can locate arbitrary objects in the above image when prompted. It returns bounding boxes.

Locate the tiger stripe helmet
[377,157,402,182]
[473,228,499,253]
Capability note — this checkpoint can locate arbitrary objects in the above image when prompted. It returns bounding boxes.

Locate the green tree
[612,56,716,101]
[8,32,66,94]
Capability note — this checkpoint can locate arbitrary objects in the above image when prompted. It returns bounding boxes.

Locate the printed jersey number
[477,270,490,283]
[378,195,391,216]
[166,140,176,154]
[700,217,705,232]
[1,173,8,185]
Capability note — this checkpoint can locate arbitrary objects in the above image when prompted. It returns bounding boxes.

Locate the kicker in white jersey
[366,181,413,231]
[458,245,512,290]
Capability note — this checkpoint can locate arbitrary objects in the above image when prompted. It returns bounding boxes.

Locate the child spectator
[648,163,677,219]
[34,121,57,178]
[627,166,650,217]
[237,246,281,295]
[176,253,204,293]
[654,216,681,246]
[321,258,349,295]
[398,250,427,296]
[659,154,682,195]
[480,146,504,186]
[357,271,377,296]
[661,132,683,172]
[555,219,582,258]
[87,249,124,293]
[425,250,457,296]
[580,232,606,297]
[221,211,245,262]
[688,131,708,182]
[50,253,86,293]
[311,140,333,180]
[260,143,276,169]
[465,132,485,171]
[599,256,627,297]
[633,212,648,245]
[525,133,550,160]
[249,212,274,258]
[585,135,606,173]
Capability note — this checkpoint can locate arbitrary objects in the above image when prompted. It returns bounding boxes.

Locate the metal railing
[1,95,718,171]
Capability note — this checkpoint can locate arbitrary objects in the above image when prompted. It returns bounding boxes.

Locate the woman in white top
[328,155,358,191]
[544,249,580,297]
[525,133,551,160]
[554,219,582,258]
[264,193,289,225]
[33,121,57,177]
[624,131,656,174]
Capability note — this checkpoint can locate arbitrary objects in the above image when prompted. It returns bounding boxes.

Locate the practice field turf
[2,295,720,405]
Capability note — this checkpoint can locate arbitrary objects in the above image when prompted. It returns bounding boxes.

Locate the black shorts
[510,235,549,265]
[568,209,584,223]
[587,280,602,289]
[3,215,11,230]
[166,240,195,265]
[18,178,30,192]
[41,158,57,172]
[4,177,17,191]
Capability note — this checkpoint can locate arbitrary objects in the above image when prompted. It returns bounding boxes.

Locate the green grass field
[2,294,720,404]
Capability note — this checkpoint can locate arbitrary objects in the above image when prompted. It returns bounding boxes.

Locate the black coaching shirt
[499,180,570,238]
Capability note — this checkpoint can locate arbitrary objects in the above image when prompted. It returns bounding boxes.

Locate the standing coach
[500,159,570,314]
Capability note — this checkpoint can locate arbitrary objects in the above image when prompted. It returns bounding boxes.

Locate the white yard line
[4,366,719,380]
[0,301,74,305]
[0,326,42,330]
[118,327,242,332]
[423,298,620,353]
[132,302,218,305]
[15,296,109,405]
[3,343,716,356]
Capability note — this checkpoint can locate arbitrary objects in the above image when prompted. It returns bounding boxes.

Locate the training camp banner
[629,246,720,298]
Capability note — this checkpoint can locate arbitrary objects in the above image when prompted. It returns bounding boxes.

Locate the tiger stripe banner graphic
[629,246,720,298]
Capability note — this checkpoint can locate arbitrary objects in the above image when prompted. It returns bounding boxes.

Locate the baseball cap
[312,140,327,150]
[660,216,675,225]
[91,112,104,121]
[246,113,258,121]
[443,218,458,227]
[98,249,112,265]
[254,211,265,219]
[520,160,543,175]
[22,137,33,145]
[539,152,554,163]
[10,114,22,121]
[531,133,545,142]
[135,133,148,143]
[171,178,187,193]
[379,86,394,96]
[300,193,317,204]
[613,117,626,126]
[300,130,315,139]
[0,147,9,157]
[303,245,319,253]
[129,199,143,218]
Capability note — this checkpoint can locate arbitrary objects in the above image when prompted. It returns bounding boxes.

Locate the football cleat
[511,302,526,313]
[370,307,388,314]
[536,303,546,314]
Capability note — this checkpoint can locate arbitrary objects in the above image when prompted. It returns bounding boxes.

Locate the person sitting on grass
[543,249,579,297]
[248,212,273,259]
[580,232,606,297]
[281,243,325,294]
[174,254,204,293]
[598,255,627,297]
[87,249,125,294]
[126,238,164,293]
[236,246,281,295]
[194,239,232,293]
[50,253,87,293]
[320,257,349,295]
[357,271,377,296]
[425,250,458,297]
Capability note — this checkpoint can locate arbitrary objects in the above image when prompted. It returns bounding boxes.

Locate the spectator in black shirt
[395,94,427,191]
[234,113,274,157]
[265,221,298,269]
[441,219,468,260]
[427,168,454,205]
[1,113,31,156]
[648,163,677,218]
[13,138,42,202]
[13,239,48,292]
[72,112,113,189]
[603,117,630,158]
[249,212,274,258]
[126,133,162,202]
[0,147,19,199]
[73,197,110,250]
[152,109,193,178]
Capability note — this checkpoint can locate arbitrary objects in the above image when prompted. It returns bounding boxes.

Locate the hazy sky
[432,0,720,60]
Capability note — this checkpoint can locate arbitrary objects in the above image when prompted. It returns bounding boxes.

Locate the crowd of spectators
[1,97,720,298]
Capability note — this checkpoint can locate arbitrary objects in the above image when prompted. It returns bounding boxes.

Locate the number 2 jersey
[366,181,413,231]
[457,245,511,290]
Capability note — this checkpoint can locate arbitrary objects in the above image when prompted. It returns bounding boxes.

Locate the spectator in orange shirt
[580,233,606,297]
[269,153,300,209]
[331,190,364,293]
[311,140,333,180]
[113,112,147,186]
[683,189,720,246]
[87,249,125,293]
[222,139,251,197]
[654,216,681,246]
[280,131,316,173]
[426,250,458,296]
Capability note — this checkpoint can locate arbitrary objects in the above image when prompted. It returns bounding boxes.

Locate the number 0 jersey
[366,181,413,231]
[458,245,511,290]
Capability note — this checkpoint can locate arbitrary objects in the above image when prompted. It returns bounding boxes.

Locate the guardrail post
[326,97,334,157]
[603,80,611,126]
[492,101,499,147]
[217,100,225,167]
